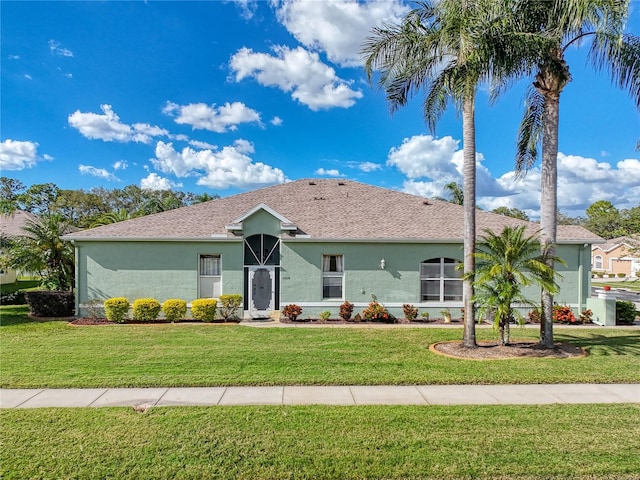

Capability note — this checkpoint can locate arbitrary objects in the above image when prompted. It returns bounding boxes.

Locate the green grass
[0,279,40,295]
[2,306,639,388]
[598,279,640,292]
[1,404,639,479]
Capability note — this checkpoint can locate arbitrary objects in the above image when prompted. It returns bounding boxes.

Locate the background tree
[492,206,529,221]
[0,177,25,214]
[585,200,623,239]
[510,0,640,348]
[90,209,134,227]
[469,226,562,345]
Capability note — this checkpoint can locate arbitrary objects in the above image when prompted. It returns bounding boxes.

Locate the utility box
[587,294,616,326]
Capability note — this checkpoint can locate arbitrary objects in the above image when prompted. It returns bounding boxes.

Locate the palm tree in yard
[5,213,75,291]
[363,0,506,348]
[506,0,640,348]
[469,226,562,346]
[444,182,464,205]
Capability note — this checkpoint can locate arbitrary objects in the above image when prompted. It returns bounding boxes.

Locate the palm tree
[90,209,133,228]
[363,0,507,348]
[469,226,562,345]
[508,0,640,348]
[6,213,75,290]
[444,182,464,205]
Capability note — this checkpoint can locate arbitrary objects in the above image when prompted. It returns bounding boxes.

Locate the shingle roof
[63,179,602,243]
[0,211,38,238]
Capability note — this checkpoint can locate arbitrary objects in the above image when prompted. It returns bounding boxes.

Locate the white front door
[249,266,274,318]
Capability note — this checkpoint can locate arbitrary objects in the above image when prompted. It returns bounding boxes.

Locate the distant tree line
[0,177,219,228]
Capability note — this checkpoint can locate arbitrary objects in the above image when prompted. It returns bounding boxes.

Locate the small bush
[218,294,243,322]
[282,304,302,321]
[402,304,418,321]
[162,299,187,322]
[553,305,577,324]
[579,309,593,324]
[607,273,615,278]
[616,272,626,278]
[25,290,74,317]
[353,313,362,322]
[0,290,27,305]
[319,310,331,321]
[339,301,354,321]
[363,301,393,322]
[132,298,162,322]
[616,300,637,325]
[191,298,217,322]
[528,308,541,323]
[420,311,430,321]
[104,297,130,323]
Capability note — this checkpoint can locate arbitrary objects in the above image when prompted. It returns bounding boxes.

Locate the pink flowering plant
[362,300,392,322]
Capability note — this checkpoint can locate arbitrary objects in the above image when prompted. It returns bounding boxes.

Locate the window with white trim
[199,254,221,298]
[322,254,344,299]
[594,255,603,270]
[420,258,462,302]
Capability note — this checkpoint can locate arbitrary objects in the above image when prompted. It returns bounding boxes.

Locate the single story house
[0,210,38,285]
[592,235,640,278]
[63,179,602,320]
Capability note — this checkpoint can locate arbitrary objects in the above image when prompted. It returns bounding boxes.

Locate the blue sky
[1,0,639,219]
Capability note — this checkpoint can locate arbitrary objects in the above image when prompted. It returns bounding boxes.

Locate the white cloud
[387,135,460,180]
[68,104,169,143]
[231,0,258,19]
[273,0,408,67]
[270,116,283,126]
[8,55,20,60]
[315,168,343,176]
[151,140,286,189]
[357,161,382,172]
[229,45,362,110]
[48,39,73,57]
[24,74,32,80]
[163,101,261,133]
[385,134,640,218]
[79,165,119,181]
[140,173,183,191]
[0,139,46,171]
[112,160,128,170]
[189,140,218,150]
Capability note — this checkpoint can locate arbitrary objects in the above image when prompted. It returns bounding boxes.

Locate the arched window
[420,258,462,302]
[594,255,603,270]
[244,234,280,266]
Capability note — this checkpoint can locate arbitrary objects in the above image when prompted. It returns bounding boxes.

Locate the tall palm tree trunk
[462,94,477,348]
[539,94,559,349]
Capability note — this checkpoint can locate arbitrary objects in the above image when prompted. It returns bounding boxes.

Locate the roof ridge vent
[309,181,316,185]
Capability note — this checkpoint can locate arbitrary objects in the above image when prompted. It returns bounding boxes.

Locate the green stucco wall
[74,240,244,313]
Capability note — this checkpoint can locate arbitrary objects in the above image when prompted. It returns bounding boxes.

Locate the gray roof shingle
[63,179,602,243]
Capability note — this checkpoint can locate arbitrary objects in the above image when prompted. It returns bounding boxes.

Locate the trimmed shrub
[319,310,331,321]
[616,272,626,278]
[363,301,393,322]
[218,294,243,322]
[402,304,418,321]
[0,290,27,305]
[553,305,577,324]
[191,298,218,322]
[282,304,302,321]
[104,297,130,323]
[161,299,187,322]
[339,301,354,321]
[616,300,637,325]
[25,290,74,317]
[132,298,162,322]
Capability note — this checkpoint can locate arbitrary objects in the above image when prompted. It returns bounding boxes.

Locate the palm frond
[515,87,545,176]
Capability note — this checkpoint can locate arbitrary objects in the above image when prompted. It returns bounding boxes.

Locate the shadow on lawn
[557,332,640,356]
[0,305,40,327]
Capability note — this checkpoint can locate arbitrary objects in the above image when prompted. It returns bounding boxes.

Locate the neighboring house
[0,210,38,285]
[63,179,601,319]
[592,235,640,277]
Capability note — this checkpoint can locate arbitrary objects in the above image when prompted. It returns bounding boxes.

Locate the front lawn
[2,306,639,388]
[1,404,639,479]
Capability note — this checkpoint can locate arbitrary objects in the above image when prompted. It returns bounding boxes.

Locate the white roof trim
[231,203,295,225]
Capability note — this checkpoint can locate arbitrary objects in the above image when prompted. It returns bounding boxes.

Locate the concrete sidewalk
[1,384,638,409]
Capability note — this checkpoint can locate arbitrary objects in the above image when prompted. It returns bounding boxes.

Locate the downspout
[578,243,589,312]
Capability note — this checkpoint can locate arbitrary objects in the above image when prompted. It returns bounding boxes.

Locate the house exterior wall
[73,237,593,321]
[592,244,637,277]
[74,240,244,316]
[0,268,17,285]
